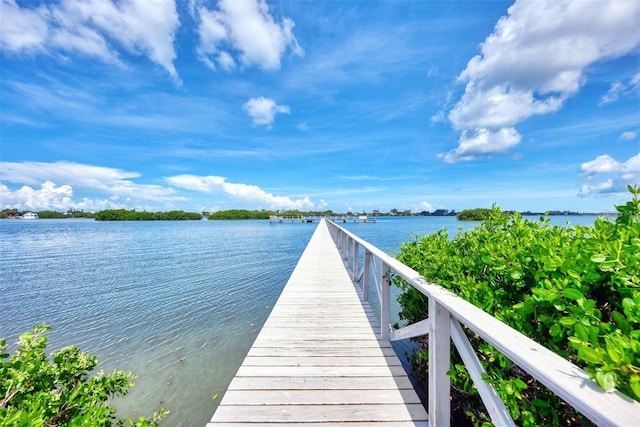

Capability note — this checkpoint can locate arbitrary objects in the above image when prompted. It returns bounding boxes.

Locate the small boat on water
[20,212,39,220]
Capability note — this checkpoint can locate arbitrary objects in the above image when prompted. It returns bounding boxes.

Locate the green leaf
[559,317,576,327]
[564,288,584,301]
[578,345,602,364]
[532,399,551,409]
[544,290,559,302]
[567,269,581,279]
[605,337,625,364]
[590,254,606,263]
[567,336,582,346]
[630,374,640,399]
[622,298,635,311]
[573,323,589,341]
[595,370,616,391]
[513,378,527,390]
[582,298,595,312]
[553,302,566,311]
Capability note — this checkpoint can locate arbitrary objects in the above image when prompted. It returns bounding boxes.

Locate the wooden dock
[207,219,428,426]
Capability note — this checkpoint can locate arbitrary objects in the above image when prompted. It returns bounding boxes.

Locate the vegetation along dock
[208,218,639,426]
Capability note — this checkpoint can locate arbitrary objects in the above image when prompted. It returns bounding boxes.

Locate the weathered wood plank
[219,389,422,405]
[251,339,392,348]
[226,376,417,391]
[235,365,410,377]
[247,346,397,357]
[240,355,403,367]
[209,403,428,423]
[207,219,428,426]
[261,323,377,331]
[256,333,380,340]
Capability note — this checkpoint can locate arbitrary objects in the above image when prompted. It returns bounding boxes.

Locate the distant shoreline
[1,208,617,221]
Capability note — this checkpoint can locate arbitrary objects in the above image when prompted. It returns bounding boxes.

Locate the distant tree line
[208,209,271,220]
[95,209,202,221]
[0,209,95,219]
[1,206,613,222]
[36,210,96,219]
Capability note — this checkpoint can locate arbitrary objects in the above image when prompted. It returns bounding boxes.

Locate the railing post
[353,241,359,282]
[429,298,451,427]
[342,233,348,261]
[362,250,371,302]
[380,263,390,341]
[347,236,352,269]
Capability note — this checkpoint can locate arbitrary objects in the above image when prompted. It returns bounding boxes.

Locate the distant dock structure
[269,215,376,224]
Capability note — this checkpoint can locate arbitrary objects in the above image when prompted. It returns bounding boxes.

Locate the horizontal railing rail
[325,218,639,427]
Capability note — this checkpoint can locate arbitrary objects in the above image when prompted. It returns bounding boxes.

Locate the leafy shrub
[0,324,167,426]
[95,209,202,221]
[455,207,497,221]
[395,185,640,426]
[207,209,271,220]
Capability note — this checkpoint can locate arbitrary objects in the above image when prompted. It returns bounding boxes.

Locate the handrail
[324,218,639,427]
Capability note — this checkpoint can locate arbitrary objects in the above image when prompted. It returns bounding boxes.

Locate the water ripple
[0,219,313,426]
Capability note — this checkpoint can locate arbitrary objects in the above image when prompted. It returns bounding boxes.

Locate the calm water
[0,215,601,425]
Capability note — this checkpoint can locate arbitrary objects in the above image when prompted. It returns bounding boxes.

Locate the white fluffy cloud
[578,180,614,197]
[417,201,440,213]
[441,0,640,163]
[0,0,180,80]
[0,181,73,210]
[0,181,180,212]
[0,181,129,211]
[581,155,622,176]
[438,127,521,163]
[0,161,182,204]
[578,153,640,196]
[243,96,290,128]
[165,174,314,211]
[0,0,49,52]
[194,0,303,71]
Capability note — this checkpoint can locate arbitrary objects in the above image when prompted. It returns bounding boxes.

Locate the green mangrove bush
[395,185,640,426]
[95,209,202,221]
[455,207,497,221]
[0,324,167,426]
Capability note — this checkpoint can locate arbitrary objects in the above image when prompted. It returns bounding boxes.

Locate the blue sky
[1,0,639,214]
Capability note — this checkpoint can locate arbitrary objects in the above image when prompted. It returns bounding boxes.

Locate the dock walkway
[207,219,428,426]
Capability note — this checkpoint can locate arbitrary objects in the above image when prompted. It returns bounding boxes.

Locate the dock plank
[211,403,428,423]
[207,219,428,426]
[226,376,417,391]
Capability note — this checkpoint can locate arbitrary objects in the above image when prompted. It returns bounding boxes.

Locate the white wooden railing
[325,219,639,427]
